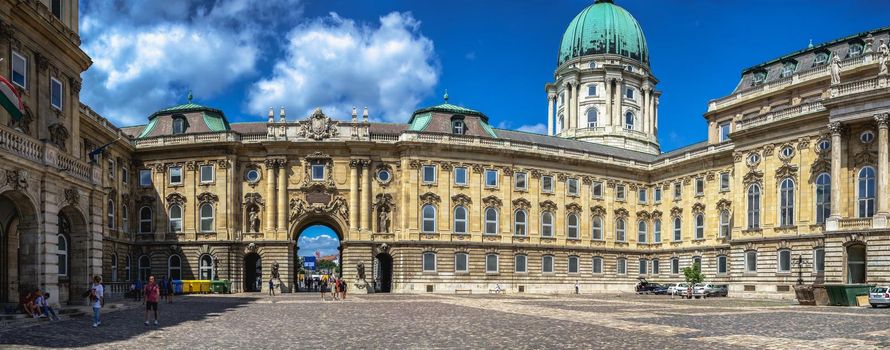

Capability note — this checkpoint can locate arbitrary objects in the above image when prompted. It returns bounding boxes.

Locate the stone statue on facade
[271,262,280,279]
[353,261,371,294]
[830,55,841,85]
[247,206,260,233]
[879,39,889,76]
[378,209,390,233]
[357,261,366,281]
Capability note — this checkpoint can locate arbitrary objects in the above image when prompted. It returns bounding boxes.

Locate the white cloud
[496,121,548,134]
[246,12,439,123]
[80,0,302,125]
[298,234,340,257]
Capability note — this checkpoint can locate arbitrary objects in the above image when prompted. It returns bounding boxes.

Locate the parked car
[869,286,890,308]
[666,282,690,295]
[692,283,729,298]
[650,284,669,295]
[635,278,662,294]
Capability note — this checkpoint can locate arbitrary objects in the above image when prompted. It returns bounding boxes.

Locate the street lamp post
[793,254,808,285]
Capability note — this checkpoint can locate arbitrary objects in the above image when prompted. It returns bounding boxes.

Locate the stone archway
[57,205,90,305]
[291,215,345,292]
[0,190,39,304]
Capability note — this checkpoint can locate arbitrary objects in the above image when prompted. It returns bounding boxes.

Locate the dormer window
[780,61,796,78]
[751,70,768,86]
[172,116,187,135]
[848,42,864,58]
[813,51,830,67]
[451,116,465,135]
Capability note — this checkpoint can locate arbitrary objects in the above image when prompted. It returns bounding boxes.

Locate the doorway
[847,244,867,284]
[294,224,342,292]
[375,253,392,293]
[244,253,262,292]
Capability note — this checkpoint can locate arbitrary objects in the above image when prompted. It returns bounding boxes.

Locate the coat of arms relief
[296,108,340,140]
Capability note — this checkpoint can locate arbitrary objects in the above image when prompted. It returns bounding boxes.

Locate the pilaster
[826,122,844,231]
[874,114,889,228]
[264,159,276,233]
[276,158,288,236]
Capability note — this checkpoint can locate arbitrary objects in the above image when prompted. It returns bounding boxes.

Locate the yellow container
[198,280,211,293]
[183,280,198,294]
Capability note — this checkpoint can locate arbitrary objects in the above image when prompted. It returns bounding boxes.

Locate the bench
[488,289,505,294]
[454,289,472,294]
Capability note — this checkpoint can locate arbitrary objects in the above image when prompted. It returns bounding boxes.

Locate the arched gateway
[291,217,343,292]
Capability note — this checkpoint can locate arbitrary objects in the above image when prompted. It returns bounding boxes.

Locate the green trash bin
[223,280,231,294]
[211,280,226,294]
[824,284,874,306]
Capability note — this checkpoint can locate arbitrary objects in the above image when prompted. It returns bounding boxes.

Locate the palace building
[3,0,890,305]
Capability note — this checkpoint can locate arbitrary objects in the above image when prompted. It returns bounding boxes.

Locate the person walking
[575,280,580,294]
[268,278,275,296]
[90,275,104,327]
[319,274,328,301]
[159,276,167,302]
[166,278,175,304]
[340,279,347,301]
[134,278,143,301]
[143,275,160,326]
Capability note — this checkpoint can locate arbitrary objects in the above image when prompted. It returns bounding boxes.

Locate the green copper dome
[558,0,649,66]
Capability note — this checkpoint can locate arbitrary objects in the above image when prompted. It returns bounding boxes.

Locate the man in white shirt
[90,275,104,327]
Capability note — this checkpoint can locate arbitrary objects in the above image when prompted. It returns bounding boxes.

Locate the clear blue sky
[81,0,890,151]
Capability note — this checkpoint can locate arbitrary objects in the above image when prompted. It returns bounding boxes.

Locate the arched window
[542,255,554,273]
[567,213,579,239]
[616,218,626,242]
[57,234,68,277]
[514,210,527,236]
[616,257,627,275]
[422,252,437,272]
[453,206,468,234]
[541,212,554,237]
[172,116,186,135]
[747,184,761,229]
[653,219,662,242]
[624,111,635,130]
[122,204,129,233]
[138,255,151,281]
[568,255,579,273]
[421,205,436,233]
[169,204,183,233]
[514,254,527,273]
[484,207,499,235]
[591,216,603,240]
[719,210,730,237]
[673,217,682,241]
[695,214,704,239]
[107,199,115,229]
[485,254,499,273]
[587,109,598,128]
[637,220,647,243]
[780,178,795,226]
[168,255,182,280]
[125,255,131,281]
[111,254,118,282]
[815,173,831,224]
[199,254,215,280]
[592,256,604,274]
[199,203,214,232]
[139,206,152,234]
[858,167,876,218]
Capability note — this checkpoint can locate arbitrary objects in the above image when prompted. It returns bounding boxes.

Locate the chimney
[351,107,358,123]
[279,106,286,123]
[268,107,274,123]
[362,107,369,123]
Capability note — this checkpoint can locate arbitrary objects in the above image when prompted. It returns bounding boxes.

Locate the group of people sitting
[20,289,60,320]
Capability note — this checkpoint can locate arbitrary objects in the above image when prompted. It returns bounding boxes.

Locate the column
[653,96,659,135]
[827,122,843,231]
[265,159,276,232]
[566,83,574,130]
[547,94,555,135]
[876,114,889,228]
[604,79,612,126]
[614,78,624,127]
[642,87,650,134]
[277,159,288,233]
[361,160,372,231]
[349,160,360,230]
[575,81,581,128]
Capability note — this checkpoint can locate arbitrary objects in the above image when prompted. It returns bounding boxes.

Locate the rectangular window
[311,164,325,181]
[719,122,731,142]
[542,175,554,193]
[592,181,603,198]
[422,253,436,272]
[122,167,129,185]
[778,250,791,273]
[51,0,62,19]
[654,187,662,203]
[484,169,498,188]
[671,258,680,274]
[169,166,183,185]
[617,258,626,275]
[200,165,214,183]
[638,188,647,203]
[625,88,634,100]
[720,173,730,191]
[674,182,682,200]
[652,259,660,275]
[50,77,63,110]
[814,248,825,273]
[639,259,647,275]
[587,84,597,97]
[422,165,436,184]
[486,255,499,273]
[616,185,625,201]
[515,255,527,273]
[567,178,578,196]
[567,256,579,273]
[695,177,704,196]
[592,257,603,274]
[11,51,26,88]
[514,172,527,190]
[745,251,757,273]
[454,167,467,186]
[107,159,115,179]
[542,256,554,273]
[454,253,468,273]
[139,169,152,187]
[717,256,727,274]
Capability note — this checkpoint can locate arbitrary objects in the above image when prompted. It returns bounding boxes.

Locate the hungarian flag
[0,75,22,121]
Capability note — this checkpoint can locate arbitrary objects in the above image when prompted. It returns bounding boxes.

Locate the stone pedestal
[873,214,888,229]
[826,216,840,231]
[352,279,372,294]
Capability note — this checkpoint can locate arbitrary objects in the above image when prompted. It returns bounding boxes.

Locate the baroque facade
[3,0,890,306]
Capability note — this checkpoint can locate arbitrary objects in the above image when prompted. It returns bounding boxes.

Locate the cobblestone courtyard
[4,293,890,349]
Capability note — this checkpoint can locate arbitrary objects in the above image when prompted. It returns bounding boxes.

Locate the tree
[317,259,338,274]
[682,261,705,298]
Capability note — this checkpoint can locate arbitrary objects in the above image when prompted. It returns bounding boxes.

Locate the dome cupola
[557,0,649,66]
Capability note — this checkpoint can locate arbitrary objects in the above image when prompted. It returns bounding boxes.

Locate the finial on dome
[444,89,449,102]
[808,39,814,49]
[187,90,193,103]
[594,0,614,4]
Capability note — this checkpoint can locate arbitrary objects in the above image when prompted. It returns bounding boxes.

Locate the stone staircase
[0,302,131,329]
